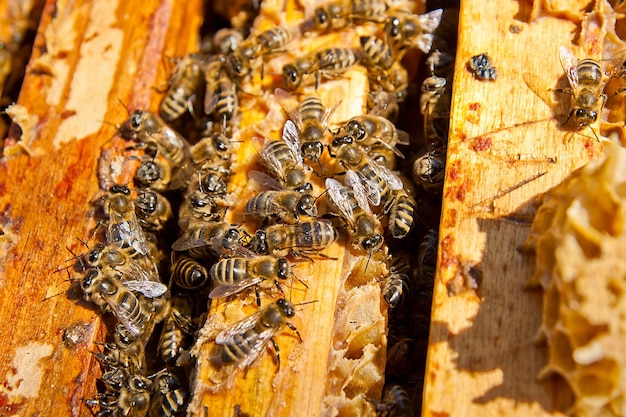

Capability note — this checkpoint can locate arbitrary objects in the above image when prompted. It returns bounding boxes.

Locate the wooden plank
[0,0,201,414]
[422,0,616,416]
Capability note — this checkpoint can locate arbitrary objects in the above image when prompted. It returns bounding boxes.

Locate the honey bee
[381,255,412,308]
[282,47,361,90]
[360,35,396,71]
[244,190,318,225]
[209,253,292,302]
[170,254,211,290]
[118,110,191,170]
[275,88,340,163]
[172,218,241,259]
[212,28,244,56]
[178,187,230,222]
[388,186,416,239]
[228,26,293,78]
[250,219,338,258]
[384,9,444,55]
[333,144,404,211]
[134,156,173,192]
[332,114,409,158]
[421,75,451,146]
[134,189,173,232]
[92,339,147,374]
[412,145,445,194]
[385,337,418,378]
[215,298,301,371]
[81,269,158,340]
[417,229,438,284]
[302,0,388,33]
[159,53,205,122]
[87,372,152,417]
[367,89,401,122]
[150,370,189,417]
[158,295,195,366]
[204,59,238,127]
[468,53,497,81]
[325,172,384,254]
[254,120,312,192]
[426,48,455,78]
[372,385,412,417]
[556,45,606,136]
[368,60,408,99]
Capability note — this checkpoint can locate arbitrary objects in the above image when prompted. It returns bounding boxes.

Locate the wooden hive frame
[0,0,621,416]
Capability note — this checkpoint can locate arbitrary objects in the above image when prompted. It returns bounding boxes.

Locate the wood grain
[0,0,201,415]
[422,0,614,416]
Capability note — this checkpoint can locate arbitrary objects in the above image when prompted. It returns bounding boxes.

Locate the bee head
[276,298,295,317]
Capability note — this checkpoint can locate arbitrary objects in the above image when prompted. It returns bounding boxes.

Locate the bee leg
[273,280,285,295]
[287,322,302,342]
[254,285,261,307]
[270,337,281,371]
[315,71,320,90]
[562,109,575,126]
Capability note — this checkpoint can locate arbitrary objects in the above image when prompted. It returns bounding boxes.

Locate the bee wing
[281,119,304,165]
[248,170,285,191]
[107,211,148,256]
[320,86,343,129]
[209,277,263,299]
[253,136,285,178]
[171,235,209,251]
[123,280,168,298]
[415,33,435,54]
[102,292,143,337]
[366,153,404,191]
[345,170,372,214]
[396,129,410,146]
[204,61,222,115]
[325,177,356,220]
[418,9,444,33]
[215,310,263,344]
[209,236,256,258]
[114,257,160,283]
[559,45,579,89]
[275,88,303,129]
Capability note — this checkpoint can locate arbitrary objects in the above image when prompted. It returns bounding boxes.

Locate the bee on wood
[301,0,388,33]
[325,171,384,255]
[384,9,443,55]
[244,188,318,225]
[215,298,301,371]
[159,53,206,122]
[81,269,159,341]
[468,53,497,81]
[368,60,408,99]
[204,59,238,127]
[332,144,404,211]
[254,120,312,192]
[209,252,292,303]
[360,35,396,72]
[367,89,401,122]
[92,338,147,375]
[275,88,340,163]
[250,219,337,258]
[331,114,409,158]
[118,110,191,170]
[282,48,361,90]
[172,218,242,259]
[227,26,293,79]
[555,46,606,138]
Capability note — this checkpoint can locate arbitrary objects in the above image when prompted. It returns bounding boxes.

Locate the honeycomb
[523,141,626,417]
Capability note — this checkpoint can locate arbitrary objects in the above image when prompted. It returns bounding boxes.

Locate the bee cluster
[74,0,458,415]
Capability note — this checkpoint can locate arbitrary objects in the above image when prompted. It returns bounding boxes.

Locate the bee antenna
[293,299,318,308]
[315,188,329,203]
[116,97,132,117]
[291,272,309,290]
[589,125,600,142]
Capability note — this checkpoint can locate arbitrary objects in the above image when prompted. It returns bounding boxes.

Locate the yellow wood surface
[0,0,202,414]
[422,0,618,416]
